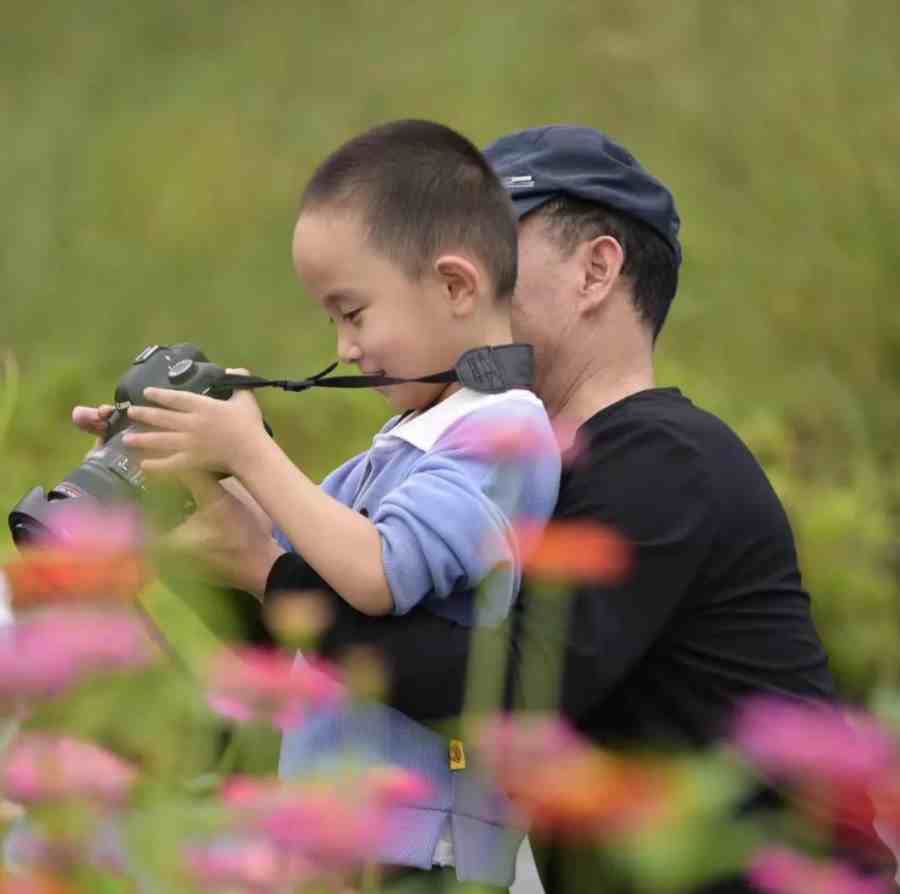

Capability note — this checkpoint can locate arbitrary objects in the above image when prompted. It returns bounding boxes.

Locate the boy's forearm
[232,434,394,615]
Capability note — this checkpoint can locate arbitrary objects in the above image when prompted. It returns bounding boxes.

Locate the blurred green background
[2,1,898,698]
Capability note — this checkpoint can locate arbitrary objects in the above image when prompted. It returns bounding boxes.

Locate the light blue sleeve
[372,399,560,626]
[272,449,370,554]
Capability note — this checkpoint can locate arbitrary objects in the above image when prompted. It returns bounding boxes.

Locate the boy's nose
[337,332,362,364]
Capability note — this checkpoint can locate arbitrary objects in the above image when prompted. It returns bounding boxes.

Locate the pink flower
[1,734,136,805]
[185,836,312,893]
[733,696,896,787]
[364,766,434,806]
[447,412,562,461]
[749,846,891,894]
[0,610,158,706]
[206,647,345,730]
[478,714,591,779]
[221,769,432,870]
[31,503,144,553]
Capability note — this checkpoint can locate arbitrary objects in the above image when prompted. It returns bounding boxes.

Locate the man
[265,125,836,893]
[80,124,835,891]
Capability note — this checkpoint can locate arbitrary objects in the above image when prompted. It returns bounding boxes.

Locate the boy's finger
[122,431,188,454]
[127,405,189,430]
[142,387,204,410]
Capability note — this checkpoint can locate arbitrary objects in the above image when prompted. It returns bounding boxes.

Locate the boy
[121,120,560,888]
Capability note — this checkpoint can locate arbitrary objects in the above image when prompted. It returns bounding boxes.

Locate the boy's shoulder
[378,388,550,454]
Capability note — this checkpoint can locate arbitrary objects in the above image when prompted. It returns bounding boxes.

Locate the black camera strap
[214,344,534,397]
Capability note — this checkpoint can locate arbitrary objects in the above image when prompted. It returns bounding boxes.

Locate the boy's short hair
[300,120,518,300]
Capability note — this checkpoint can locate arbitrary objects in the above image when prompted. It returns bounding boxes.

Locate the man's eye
[343,309,362,323]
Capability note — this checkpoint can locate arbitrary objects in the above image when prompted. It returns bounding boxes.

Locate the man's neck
[548,355,656,425]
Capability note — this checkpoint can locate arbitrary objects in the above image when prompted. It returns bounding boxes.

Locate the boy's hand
[123,369,266,478]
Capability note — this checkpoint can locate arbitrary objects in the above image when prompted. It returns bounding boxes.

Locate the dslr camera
[8,343,235,546]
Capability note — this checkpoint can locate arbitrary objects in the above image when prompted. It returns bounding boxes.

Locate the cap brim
[510,193,554,220]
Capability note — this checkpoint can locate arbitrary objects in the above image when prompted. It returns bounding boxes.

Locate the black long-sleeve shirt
[266,388,840,892]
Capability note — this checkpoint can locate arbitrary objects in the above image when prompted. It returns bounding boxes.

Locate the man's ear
[577,235,625,314]
[434,254,482,318]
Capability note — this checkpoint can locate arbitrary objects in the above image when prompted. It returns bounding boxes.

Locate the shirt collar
[375,388,543,452]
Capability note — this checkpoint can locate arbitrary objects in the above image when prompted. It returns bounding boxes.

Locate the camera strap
[214,344,534,396]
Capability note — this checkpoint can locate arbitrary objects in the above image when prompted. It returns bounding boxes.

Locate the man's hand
[72,404,116,451]
[163,473,285,599]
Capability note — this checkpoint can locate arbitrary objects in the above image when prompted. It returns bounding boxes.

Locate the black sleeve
[265,553,475,722]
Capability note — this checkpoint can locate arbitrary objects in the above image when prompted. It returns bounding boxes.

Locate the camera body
[8,343,233,546]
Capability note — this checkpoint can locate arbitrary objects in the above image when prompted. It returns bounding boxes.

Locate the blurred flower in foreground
[33,503,144,553]
[733,696,895,787]
[515,519,633,585]
[478,714,675,839]
[264,589,334,646]
[185,836,312,893]
[3,820,129,878]
[749,846,892,894]
[3,551,147,609]
[206,647,345,730]
[451,414,561,461]
[0,610,158,707]
[221,769,431,869]
[1,734,136,805]
[734,696,898,859]
[0,875,77,894]
[4,504,147,608]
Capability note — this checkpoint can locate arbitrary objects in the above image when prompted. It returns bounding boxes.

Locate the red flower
[4,550,148,608]
[515,519,632,584]
[206,647,345,730]
[4,504,148,608]
[0,877,77,894]
[478,714,674,840]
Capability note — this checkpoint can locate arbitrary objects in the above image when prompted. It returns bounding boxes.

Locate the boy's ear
[434,254,482,317]
[577,234,625,315]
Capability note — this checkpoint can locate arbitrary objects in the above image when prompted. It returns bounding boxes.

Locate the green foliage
[3,0,898,697]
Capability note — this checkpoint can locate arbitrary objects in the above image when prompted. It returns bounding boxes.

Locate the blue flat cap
[484,125,682,266]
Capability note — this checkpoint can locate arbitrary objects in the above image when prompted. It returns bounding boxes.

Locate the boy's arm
[233,432,394,616]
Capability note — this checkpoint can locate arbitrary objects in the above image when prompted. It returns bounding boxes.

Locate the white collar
[374,388,544,452]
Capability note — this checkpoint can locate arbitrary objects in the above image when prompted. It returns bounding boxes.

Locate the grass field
[3,0,899,696]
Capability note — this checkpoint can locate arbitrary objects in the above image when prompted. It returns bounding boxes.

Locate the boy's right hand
[72,404,116,450]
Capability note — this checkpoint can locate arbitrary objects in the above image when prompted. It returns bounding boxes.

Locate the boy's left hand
[123,368,266,477]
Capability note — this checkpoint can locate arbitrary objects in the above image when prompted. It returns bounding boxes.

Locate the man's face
[511,212,579,397]
[291,207,459,412]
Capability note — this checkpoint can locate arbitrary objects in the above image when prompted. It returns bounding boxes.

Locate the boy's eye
[343,309,362,324]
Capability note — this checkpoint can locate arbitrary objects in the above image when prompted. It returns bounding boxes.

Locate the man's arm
[266,553,476,722]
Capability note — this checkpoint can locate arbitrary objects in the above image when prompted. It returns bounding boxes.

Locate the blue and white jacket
[278,387,560,886]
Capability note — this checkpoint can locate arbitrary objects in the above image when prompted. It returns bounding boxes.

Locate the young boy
[121,120,561,888]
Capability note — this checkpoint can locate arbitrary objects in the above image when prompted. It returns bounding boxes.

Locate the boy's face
[291,207,463,412]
